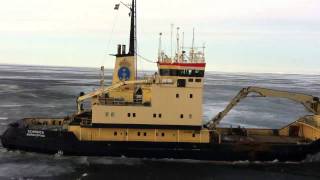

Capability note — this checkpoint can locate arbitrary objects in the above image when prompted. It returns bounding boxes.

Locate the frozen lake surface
[0,64,320,179]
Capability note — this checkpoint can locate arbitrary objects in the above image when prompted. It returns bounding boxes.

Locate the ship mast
[129,0,137,79]
[129,0,136,56]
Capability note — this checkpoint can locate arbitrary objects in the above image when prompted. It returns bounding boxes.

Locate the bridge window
[194,70,204,77]
[160,69,170,76]
[160,69,204,77]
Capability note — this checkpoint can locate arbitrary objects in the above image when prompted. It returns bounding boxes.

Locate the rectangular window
[105,112,109,117]
[177,79,186,87]
[176,93,179,98]
[159,69,204,77]
[133,113,136,117]
[189,94,193,98]
[111,112,115,117]
[158,114,162,118]
[153,113,156,118]
[195,79,202,82]
[127,113,131,117]
[180,114,184,119]
[159,69,170,76]
[188,78,194,82]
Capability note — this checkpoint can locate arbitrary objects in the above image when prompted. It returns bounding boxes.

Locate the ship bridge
[88,47,207,129]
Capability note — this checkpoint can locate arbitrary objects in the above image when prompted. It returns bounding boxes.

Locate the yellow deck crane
[205,86,320,130]
[76,79,151,114]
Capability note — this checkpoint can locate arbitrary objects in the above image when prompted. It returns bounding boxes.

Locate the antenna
[202,42,206,61]
[176,27,180,62]
[191,28,195,62]
[182,31,185,62]
[158,32,162,62]
[182,31,184,52]
[170,24,174,61]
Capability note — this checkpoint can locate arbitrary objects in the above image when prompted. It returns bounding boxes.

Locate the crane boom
[205,86,320,129]
[76,80,150,113]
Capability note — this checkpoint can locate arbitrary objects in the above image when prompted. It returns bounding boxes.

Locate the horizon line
[0,62,319,76]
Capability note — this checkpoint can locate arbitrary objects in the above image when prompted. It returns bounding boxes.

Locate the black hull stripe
[2,126,320,161]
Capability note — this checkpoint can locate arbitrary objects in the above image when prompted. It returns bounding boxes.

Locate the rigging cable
[101,8,120,66]
[136,53,157,64]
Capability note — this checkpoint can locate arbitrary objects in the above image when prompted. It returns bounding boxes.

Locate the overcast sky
[0,0,319,73]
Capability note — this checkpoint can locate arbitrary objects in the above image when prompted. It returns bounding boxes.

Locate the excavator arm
[205,86,320,129]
